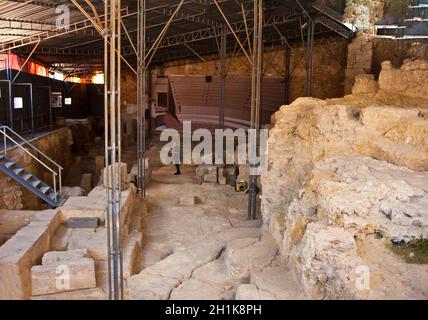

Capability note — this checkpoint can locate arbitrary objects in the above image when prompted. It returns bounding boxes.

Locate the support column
[248,0,263,221]
[137,0,147,197]
[219,25,227,129]
[104,0,124,300]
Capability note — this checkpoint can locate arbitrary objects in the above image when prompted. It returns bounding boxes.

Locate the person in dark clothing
[174,164,181,175]
[170,142,181,175]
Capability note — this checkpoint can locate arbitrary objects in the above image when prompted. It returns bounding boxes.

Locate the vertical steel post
[104,0,124,300]
[248,0,263,221]
[219,25,227,130]
[137,0,147,197]
[103,0,112,301]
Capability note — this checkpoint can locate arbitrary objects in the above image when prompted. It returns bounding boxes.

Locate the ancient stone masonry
[345,36,374,94]
[262,59,428,299]
[344,0,385,33]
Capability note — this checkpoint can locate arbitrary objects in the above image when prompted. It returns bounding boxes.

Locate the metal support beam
[103,0,124,301]
[137,0,147,197]
[218,25,227,129]
[12,41,40,84]
[248,0,263,221]
[213,0,252,66]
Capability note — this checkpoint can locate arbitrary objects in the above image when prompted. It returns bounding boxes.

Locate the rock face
[262,60,428,299]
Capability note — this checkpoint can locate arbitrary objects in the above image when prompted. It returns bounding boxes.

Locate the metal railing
[0,125,63,202]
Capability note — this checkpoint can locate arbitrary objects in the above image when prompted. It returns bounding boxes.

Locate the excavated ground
[125,157,306,300]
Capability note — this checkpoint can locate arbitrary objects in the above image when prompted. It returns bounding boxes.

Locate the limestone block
[0,209,62,299]
[352,74,379,95]
[218,168,227,185]
[128,160,151,185]
[80,173,93,193]
[204,166,218,183]
[31,258,96,296]
[61,187,85,199]
[195,165,209,184]
[42,249,89,266]
[60,196,105,224]
[50,225,73,251]
[102,162,128,190]
[67,228,107,261]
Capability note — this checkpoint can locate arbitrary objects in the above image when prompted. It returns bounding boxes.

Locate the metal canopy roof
[0,0,353,77]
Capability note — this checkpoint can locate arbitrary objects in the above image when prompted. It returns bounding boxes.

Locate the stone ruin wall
[345,36,428,93]
[261,58,428,299]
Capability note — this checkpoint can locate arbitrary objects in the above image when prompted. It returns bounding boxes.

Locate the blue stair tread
[40,186,51,194]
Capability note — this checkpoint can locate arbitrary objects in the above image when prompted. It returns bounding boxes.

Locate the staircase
[312,3,356,40]
[0,126,63,208]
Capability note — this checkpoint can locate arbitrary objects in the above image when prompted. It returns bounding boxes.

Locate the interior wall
[119,36,348,111]
[0,70,103,132]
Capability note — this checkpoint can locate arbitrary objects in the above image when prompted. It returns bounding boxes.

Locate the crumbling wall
[345,37,428,94]
[261,59,428,299]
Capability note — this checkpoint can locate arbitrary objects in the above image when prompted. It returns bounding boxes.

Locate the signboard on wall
[52,92,62,108]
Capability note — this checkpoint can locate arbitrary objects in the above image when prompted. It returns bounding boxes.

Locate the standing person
[171,141,181,175]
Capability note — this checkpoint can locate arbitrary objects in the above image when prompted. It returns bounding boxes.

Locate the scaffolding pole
[219,25,227,130]
[103,0,124,300]
[137,0,147,197]
[248,0,263,221]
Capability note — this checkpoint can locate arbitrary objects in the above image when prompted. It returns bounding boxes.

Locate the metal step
[14,168,24,175]
[5,161,15,169]
[32,180,42,188]
[22,174,33,181]
[40,186,51,195]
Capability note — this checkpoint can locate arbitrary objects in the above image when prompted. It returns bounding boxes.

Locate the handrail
[0,126,63,170]
[0,129,57,176]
